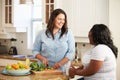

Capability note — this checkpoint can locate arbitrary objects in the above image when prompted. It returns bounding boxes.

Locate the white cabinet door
[61,0,95,37]
[72,0,96,37]
[42,0,62,27]
[2,0,32,32]
[61,0,109,37]
[2,0,13,27]
[95,0,109,26]
[0,27,6,34]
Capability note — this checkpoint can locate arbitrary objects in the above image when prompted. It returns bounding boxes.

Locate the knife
[46,64,49,69]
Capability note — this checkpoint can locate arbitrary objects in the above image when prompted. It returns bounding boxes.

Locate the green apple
[6,64,12,70]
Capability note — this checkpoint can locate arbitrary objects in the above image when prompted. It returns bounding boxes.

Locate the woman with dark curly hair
[69,24,118,80]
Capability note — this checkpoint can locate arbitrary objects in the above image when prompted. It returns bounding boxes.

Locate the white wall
[109,0,120,80]
[15,33,32,55]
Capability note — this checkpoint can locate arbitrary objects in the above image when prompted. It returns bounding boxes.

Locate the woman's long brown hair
[45,8,68,39]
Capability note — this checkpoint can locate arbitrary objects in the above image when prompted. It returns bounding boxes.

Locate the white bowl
[7,69,30,75]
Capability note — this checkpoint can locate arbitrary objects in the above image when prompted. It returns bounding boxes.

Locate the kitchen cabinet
[0,27,16,39]
[0,28,5,34]
[0,27,8,39]
[42,0,62,27]
[0,0,9,39]
[61,0,109,43]
[1,0,32,32]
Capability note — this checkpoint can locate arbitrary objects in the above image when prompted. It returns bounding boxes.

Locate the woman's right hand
[36,54,48,66]
[41,57,49,66]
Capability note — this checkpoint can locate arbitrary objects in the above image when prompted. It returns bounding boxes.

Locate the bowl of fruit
[5,59,31,75]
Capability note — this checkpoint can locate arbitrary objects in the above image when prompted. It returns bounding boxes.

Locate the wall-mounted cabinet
[42,0,62,27]
[42,0,54,27]
[61,0,109,43]
[0,27,7,35]
[0,27,16,39]
[0,33,16,39]
[1,0,32,32]
[64,0,109,37]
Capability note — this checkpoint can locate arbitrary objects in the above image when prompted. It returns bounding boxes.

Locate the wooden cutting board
[31,69,63,75]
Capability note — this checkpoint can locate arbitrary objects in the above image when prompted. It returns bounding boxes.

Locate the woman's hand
[53,62,61,69]
[36,54,48,66]
[41,57,49,66]
[53,57,69,69]
[69,66,76,78]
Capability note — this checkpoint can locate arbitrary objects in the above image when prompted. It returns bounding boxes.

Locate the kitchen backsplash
[0,33,92,57]
[76,43,92,58]
[0,39,11,53]
[0,33,32,55]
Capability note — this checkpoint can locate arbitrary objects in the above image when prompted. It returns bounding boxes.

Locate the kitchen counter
[0,55,83,80]
[0,55,37,62]
[0,55,69,80]
[0,55,83,66]
[0,66,69,80]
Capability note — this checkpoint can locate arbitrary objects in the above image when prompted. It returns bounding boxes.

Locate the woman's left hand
[69,66,76,77]
[53,62,61,69]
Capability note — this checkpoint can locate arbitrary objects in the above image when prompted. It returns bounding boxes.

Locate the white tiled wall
[76,43,92,59]
[0,39,11,52]
[15,33,32,55]
[0,33,32,55]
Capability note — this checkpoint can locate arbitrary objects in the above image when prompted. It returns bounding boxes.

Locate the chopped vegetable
[30,62,46,71]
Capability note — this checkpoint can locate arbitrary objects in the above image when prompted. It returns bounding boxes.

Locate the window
[28,0,55,49]
[28,0,42,49]
[45,0,54,23]
[31,0,42,43]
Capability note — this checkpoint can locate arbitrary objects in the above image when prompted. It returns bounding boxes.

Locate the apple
[6,64,12,70]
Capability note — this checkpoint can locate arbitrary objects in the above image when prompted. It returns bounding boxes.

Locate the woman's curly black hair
[90,24,118,58]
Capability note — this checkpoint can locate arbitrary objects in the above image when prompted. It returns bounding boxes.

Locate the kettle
[8,46,17,55]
